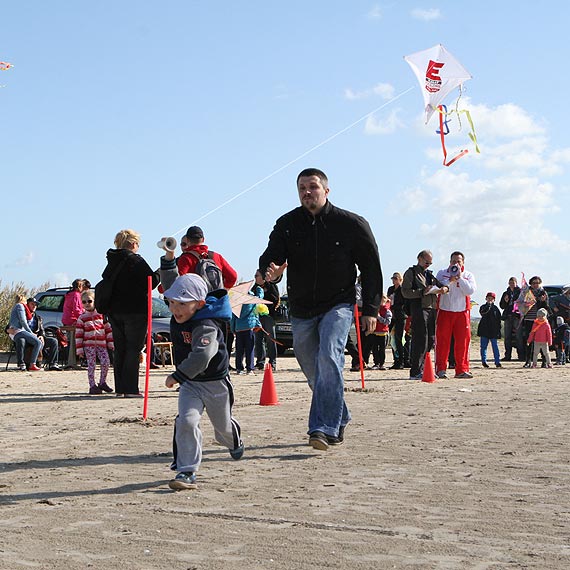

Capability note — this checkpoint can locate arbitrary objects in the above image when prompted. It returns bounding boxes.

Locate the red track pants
[435,309,471,375]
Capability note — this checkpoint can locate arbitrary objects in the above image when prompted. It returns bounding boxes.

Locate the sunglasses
[82,299,94,304]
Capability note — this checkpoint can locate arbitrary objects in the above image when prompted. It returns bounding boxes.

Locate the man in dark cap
[164,226,237,289]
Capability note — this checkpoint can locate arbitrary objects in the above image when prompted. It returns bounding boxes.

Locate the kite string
[170,85,416,236]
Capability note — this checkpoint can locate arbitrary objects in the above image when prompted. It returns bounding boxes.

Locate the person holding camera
[435,251,477,379]
[401,250,449,380]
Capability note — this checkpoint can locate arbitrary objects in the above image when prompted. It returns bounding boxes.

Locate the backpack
[189,250,224,292]
[94,257,128,314]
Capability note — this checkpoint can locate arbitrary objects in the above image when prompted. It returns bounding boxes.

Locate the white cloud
[394,100,570,301]
[367,5,382,19]
[5,252,34,268]
[364,109,404,135]
[410,8,442,21]
[52,273,71,287]
[344,82,395,101]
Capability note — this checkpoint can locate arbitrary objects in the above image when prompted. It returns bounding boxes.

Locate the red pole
[143,276,152,420]
[353,304,365,389]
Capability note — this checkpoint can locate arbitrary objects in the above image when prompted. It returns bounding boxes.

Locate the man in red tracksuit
[435,251,477,379]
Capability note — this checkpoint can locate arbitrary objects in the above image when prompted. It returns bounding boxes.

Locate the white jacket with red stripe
[436,267,477,312]
[75,310,114,353]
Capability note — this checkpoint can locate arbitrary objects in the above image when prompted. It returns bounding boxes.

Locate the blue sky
[2,1,569,302]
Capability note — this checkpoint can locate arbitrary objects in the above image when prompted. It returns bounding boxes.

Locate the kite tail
[437,105,480,167]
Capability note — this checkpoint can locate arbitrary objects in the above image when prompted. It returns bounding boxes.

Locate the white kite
[228,280,272,318]
[404,44,479,166]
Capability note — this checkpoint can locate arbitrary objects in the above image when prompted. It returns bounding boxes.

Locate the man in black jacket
[499,276,523,361]
[259,168,382,451]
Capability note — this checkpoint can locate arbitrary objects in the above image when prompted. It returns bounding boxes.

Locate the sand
[1,350,569,570]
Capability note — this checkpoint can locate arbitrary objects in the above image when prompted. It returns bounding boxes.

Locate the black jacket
[103,249,159,315]
[477,303,502,339]
[259,201,382,318]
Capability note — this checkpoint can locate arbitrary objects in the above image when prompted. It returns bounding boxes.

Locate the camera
[449,265,460,277]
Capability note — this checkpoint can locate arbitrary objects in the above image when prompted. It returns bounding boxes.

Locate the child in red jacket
[527,308,553,368]
[363,295,392,370]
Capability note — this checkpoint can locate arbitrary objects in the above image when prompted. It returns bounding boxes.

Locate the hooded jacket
[258,201,382,319]
[170,289,232,384]
[102,249,159,315]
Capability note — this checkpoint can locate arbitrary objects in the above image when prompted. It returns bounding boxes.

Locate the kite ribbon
[0,62,13,71]
[437,105,480,167]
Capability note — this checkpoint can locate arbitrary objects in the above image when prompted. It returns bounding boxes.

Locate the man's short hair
[450,250,464,262]
[297,168,328,187]
[417,249,432,260]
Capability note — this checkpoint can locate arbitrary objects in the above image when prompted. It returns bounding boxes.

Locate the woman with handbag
[102,229,159,397]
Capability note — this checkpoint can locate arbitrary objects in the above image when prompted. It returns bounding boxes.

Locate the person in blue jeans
[8,294,43,371]
[477,292,503,368]
[259,168,383,451]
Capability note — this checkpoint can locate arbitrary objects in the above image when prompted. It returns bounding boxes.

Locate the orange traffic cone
[259,363,280,406]
[422,351,436,383]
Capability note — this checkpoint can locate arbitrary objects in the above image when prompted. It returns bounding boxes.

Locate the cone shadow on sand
[259,363,280,406]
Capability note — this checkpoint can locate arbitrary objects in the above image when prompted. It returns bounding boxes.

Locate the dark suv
[274,295,293,355]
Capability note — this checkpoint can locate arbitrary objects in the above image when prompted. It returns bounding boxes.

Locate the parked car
[274,295,293,355]
[34,287,172,338]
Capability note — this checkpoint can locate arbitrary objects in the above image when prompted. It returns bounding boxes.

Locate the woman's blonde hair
[15,293,26,304]
[114,229,140,249]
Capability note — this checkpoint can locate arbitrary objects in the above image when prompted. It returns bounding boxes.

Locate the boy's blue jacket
[170,290,231,384]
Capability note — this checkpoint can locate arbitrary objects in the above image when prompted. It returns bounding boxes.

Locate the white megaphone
[157,236,177,252]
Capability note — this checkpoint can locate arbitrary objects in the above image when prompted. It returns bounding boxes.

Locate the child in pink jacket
[527,308,553,368]
[76,291,114,394]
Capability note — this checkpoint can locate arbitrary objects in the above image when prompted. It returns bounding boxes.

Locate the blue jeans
[291,303,353,437]
[480,337,500,365]
[14,331,42,367]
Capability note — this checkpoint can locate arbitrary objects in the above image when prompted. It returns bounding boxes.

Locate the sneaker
[235,369,245,375]
[270,363,276,372]
[48,364,63,371]
[455,372,474,379]
[390,363,404,370]
[308,431,329,451]
[326,425,345,446]
[481,362,489,368]
[168,472,197,490]
[495,363,502,368]
[98,382,113,393]
[523,362,531,368]
[89,385,102,395]
[501,356,512,362]
[409,373,423,380]
[547,364,553,368]
[28,364,41,372]
[255,362,265,370]
[229,441,245,460]
[18,363,27,371]
[436,370,448,379]
[246,370,255,375]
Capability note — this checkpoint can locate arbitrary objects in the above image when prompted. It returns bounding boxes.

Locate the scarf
[23,302,33,322]
[530,318,547,335]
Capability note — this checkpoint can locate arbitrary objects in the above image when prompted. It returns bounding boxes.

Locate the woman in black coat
[103,229,159,396]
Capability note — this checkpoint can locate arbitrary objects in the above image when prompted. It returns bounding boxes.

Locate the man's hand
[265,262,287,283]
[165,375,177,389]
[361,316,377,335]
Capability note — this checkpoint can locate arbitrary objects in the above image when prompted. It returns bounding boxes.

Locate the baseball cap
[486,292,496,299]
[163,274,208,303]
[27,297,38,304]
[185,226,204,239]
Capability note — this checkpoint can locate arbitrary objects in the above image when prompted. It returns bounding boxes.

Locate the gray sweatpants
[172,376,241,473]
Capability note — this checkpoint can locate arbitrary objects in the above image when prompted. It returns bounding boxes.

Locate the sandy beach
[1,350,569,570]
